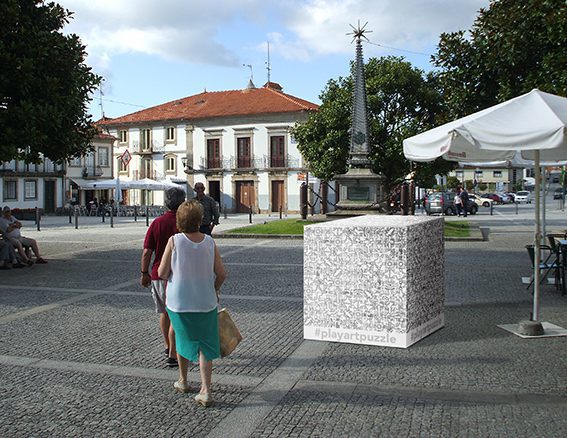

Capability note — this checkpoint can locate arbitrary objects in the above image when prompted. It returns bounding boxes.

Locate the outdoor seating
[525,244,562,291]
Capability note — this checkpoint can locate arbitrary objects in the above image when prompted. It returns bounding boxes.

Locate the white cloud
[269,0,489,60]
[59,0,489,82]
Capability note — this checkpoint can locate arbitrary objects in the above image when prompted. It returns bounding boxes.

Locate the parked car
[553,188,564,200]
[504,192,516,202]
[481,193,503,204]
[497,192,512,204]
[469,193,492,207]
[514,190,531,203]
[425,191,478,216]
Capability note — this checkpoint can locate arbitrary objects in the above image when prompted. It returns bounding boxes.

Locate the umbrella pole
[533,151,542,322]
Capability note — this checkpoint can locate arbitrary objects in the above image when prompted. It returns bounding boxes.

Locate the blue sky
[60,0,489,120]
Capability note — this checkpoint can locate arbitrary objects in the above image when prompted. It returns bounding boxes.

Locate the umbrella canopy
[403,89,567,323]
[128,178,186,191]
[82,179,131,190]
[404,89,567,163]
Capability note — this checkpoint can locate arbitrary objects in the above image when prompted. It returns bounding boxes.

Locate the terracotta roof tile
[101,86,319,126]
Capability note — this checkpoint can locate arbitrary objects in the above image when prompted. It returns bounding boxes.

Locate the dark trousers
[199,225,212,235]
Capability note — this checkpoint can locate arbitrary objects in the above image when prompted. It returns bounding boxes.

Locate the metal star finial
[346,20,372,43]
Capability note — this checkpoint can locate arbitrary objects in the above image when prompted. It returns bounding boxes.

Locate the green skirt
[167,307,220,362]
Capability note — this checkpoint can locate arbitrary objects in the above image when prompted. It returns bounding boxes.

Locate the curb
[213,233,302,239]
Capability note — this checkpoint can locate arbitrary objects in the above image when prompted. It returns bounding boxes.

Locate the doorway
[208,180,221,209]
[43,181,56,213]
[235,181,255,213]
[271,180,285,212]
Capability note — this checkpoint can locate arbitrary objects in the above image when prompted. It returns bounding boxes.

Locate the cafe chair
[525,244,562,291]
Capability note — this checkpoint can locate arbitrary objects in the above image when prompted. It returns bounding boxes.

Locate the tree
[446,176,460,189]
[433,0,567,117]
[292,56,455,192]
[0,0,101,164]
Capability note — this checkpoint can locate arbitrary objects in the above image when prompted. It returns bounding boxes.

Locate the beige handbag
[218,308,243,357]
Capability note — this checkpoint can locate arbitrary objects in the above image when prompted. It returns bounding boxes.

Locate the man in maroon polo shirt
[140,187,186,367]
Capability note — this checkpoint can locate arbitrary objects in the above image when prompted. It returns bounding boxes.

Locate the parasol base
[517,320,544,336]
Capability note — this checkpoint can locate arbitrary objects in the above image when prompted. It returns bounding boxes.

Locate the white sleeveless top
[166,233,217,312]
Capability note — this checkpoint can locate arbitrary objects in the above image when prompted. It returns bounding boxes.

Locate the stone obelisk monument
[330,22,383,215]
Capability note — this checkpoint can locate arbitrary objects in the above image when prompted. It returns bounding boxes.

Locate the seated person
[0,238,26,269]
[0,206,47,264]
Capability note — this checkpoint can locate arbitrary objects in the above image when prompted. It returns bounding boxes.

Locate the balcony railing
[198,155,300,171]
[131,140,165,154]
[82,166,104,177]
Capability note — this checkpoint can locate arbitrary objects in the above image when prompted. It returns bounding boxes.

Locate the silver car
[514,190,531,203]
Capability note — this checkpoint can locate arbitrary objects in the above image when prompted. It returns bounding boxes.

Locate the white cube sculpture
[304,215,444,348]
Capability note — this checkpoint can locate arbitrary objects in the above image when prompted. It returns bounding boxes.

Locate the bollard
[102,207,105,223]
[279,205,282,219]
[110,206,114,228]
[400,183,409,215]
[300,183,308,219]
[490,201,494,216]
[74,206,79,229]
[36,207,40,231]
[68,207,72,224]
[223,204,227,220]
[146,205,149,227]
[249,205,253,224]
[134,205,138,222]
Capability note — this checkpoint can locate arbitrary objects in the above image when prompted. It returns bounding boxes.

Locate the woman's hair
[176,199,203,233]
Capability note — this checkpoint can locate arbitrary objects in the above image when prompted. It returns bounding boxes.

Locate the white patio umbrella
[128,178,186,191]
[82,178,131,190]
[404,89,567,326]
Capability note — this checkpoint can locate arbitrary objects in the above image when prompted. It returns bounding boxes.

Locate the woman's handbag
[218,308,243,357]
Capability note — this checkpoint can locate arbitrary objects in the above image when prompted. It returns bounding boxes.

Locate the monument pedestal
[304,215,444,348]
[330,168,383,215]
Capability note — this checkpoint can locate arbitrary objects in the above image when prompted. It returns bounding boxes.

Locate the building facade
[100,82,318,212]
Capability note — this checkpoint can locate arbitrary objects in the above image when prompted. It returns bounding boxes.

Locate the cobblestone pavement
[0,213,565,437]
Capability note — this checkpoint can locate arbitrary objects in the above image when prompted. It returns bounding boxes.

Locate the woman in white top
[158,199,227,407]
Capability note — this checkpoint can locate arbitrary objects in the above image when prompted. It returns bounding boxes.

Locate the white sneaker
[173,380,190,393]
[194,392,213,407]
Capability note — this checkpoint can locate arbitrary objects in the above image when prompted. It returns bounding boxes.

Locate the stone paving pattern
[0,212,566,436]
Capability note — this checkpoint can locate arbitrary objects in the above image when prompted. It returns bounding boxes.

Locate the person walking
[454,189,463,216]
[192,182,219,235]
[158,199,227,407]
[460,186,470,218]
[140,187,186,367]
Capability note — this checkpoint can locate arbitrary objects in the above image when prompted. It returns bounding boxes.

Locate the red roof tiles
[101,86,319,126]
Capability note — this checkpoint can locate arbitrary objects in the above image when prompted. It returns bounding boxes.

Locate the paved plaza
[0,206,566,437]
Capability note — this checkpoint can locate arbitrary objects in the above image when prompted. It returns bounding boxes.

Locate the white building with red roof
[100,81,318,213]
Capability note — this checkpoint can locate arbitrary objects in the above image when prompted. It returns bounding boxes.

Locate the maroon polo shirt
[143,210,178,280]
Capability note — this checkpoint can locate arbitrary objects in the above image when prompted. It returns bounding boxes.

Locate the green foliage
[444,221,470,238]
[292,56,453,191]
[464,179,474,190]
[227,219,317,235]
[0,0,101,163]
[433,0,567,117]
[446,176,461,189]
[478,182,488,191]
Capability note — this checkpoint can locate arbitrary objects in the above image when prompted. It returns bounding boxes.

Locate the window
[119,130,128,143]
[141,129,152,150]
[165,155,176,173]
[24,180,37,200]
[3,180,17,200]
[475,170,483,177]
[98,147,109,167]
[69,156,82,167]
[237,137,251,168]
[166,127,175,142]
[118,158,128,174]
[142,158,152,179]
[493,170,502,178]
[207,139,221,168]
[270,136,285,167]
[456,171,464,178]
